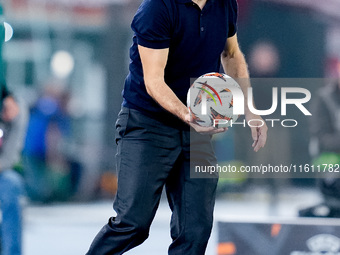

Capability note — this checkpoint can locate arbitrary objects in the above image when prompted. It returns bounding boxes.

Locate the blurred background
[1,0,340,254]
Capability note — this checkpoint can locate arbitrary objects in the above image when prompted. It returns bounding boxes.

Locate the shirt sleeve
[228,0,238,37]
[131,0,172,49]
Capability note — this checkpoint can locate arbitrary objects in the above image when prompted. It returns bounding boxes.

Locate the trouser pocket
[115,107,130,145]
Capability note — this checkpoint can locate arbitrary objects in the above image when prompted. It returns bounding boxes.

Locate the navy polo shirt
[122,0,238,124]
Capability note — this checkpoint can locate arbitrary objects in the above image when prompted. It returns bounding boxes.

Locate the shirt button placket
[200,12,204,34]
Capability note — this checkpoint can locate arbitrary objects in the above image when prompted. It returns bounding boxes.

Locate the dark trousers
[86,107,218,255]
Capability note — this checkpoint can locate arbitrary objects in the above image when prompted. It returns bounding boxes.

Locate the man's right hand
[184,113,227,135]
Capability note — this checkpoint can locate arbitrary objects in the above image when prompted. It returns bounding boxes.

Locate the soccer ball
[187,72,241,127]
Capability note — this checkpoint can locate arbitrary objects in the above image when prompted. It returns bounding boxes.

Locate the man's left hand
[245,113,268,152]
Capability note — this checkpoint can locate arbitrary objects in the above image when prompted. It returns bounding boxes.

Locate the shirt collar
[175,0,192,4]
[175,0,216,5]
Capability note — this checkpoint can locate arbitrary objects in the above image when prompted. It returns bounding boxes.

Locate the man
[87,0,267,254]
[0,98,27,255]
[0,7,24,255]
[0,6,19,120]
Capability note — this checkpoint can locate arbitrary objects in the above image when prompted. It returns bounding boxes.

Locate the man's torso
[123,0,238,120]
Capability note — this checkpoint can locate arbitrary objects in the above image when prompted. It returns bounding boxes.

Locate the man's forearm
[138,45,189,123]
[145,78,188,122]
[221,49,249,79]
[220,35,268,151]
[221,50,252,114]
